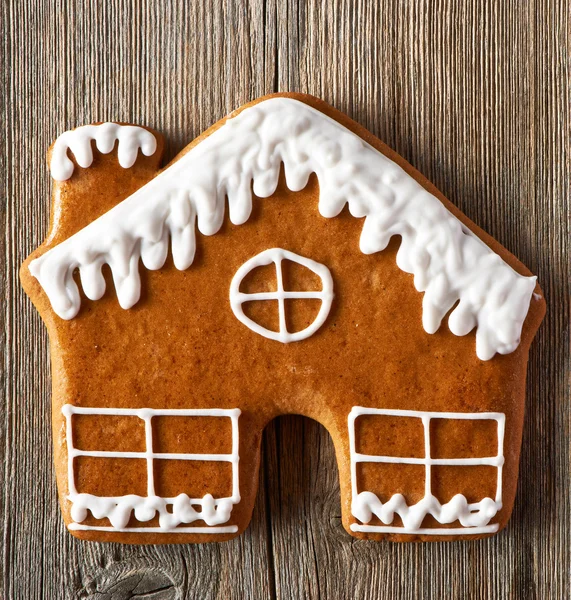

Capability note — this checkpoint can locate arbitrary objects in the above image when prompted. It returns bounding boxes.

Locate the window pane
[431,464,498,504]
[73,414,146,453]
[430,418,498,459]
[153,416,233,455]
[357,462,426,505]
[154,459,233,498]
[354,414,425,458]
[75,456,148,497]
[243,300,279,332]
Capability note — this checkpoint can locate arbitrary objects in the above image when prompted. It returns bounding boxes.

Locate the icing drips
[50,123,157,181]
[62,404,241,533]
[69,493,234,530]
[348,407,505,534]
[352,492,499,531]
[31,98,536,360]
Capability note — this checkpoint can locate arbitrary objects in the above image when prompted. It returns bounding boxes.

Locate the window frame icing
[62,404,241,534]
[348,406,505,535]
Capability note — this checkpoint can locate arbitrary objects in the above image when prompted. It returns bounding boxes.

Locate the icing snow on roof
[29,98,536,360]
[50,123,157,181]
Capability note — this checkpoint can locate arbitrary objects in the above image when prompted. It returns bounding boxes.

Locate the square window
[356,462,426,506]
[431,465,498,504]
[153,416,233,455]
[354,414,425,458]
[430,418,499,459]
[75,457,148,497]
[73,414,146,453]
[154,459,233,498]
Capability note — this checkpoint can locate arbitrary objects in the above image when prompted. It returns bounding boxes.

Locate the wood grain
[1,0,569,598]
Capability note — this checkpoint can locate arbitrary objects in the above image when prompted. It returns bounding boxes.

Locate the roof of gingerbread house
[28,97,536,360]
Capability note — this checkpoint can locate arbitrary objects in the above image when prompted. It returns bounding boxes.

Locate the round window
[229,248,334,343]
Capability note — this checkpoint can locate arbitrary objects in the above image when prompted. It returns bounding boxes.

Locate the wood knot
[79,560,179,600]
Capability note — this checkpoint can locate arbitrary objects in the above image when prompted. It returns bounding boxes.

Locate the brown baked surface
[20,93,546,544]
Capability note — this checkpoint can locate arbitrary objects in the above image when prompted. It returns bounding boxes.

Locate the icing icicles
[31,98,536,360]
[50,123,157,181]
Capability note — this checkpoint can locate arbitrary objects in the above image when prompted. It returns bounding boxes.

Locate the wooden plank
[2,0,569,598]
[2,1,276,599]
[266,1,570,599]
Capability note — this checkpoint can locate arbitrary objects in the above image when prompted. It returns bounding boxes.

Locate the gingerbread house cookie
[20,93,545,544]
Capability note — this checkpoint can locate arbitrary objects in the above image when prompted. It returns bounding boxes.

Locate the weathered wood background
[2,1,569,598]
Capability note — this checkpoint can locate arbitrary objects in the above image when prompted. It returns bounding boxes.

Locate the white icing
[349,524,498,535]
[68,524,238,534]
[31,98,536,360]
[62,405,240,533]
[229,248,334,342]
[348,407,505,534]
[50,123,157,181]
[351,493,499,531]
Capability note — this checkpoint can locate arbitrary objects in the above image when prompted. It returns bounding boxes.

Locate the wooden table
[2,1,569,598]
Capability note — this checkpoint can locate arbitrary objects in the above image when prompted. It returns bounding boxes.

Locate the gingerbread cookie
[20,93,545,544]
